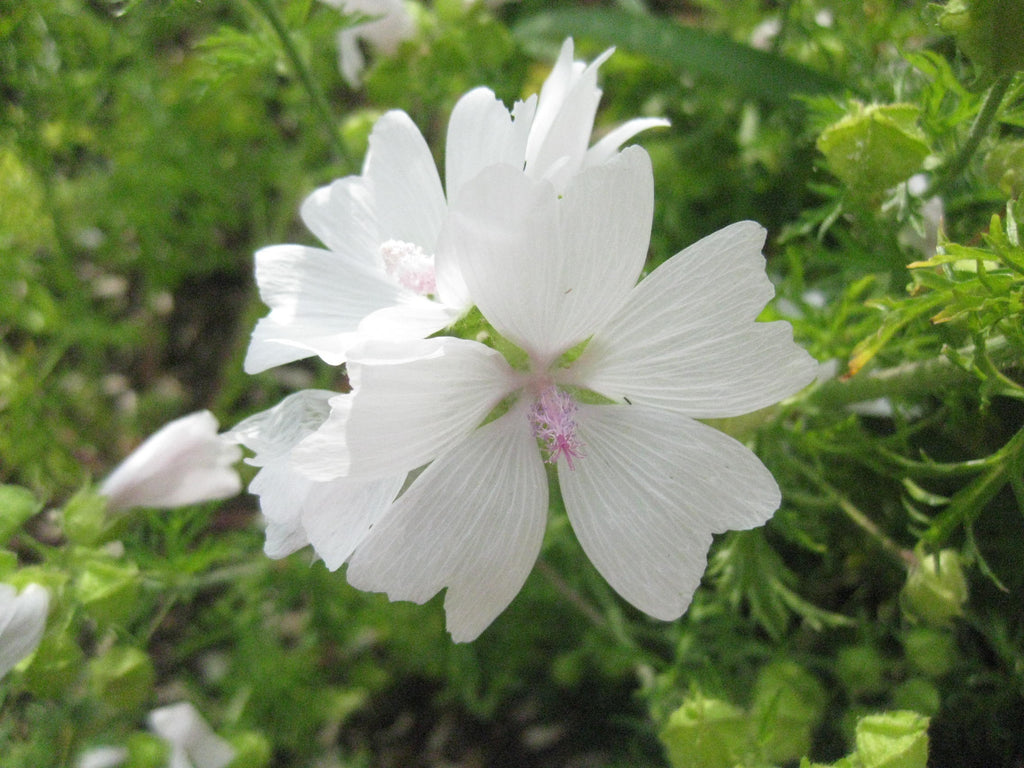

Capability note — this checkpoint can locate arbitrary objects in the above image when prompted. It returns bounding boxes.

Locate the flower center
[379,239,436,295]
[528,384,584,470]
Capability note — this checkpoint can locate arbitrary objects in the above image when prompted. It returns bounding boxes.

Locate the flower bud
[900,547,968,627]
[752,661,828,763]
[659,695,749,768]
[836,644,890,698]
[938,0,1024,74]
[89,646,155,712]
[74,557,141,629]
[902,627,956,678]
[100,411,241,513]
[855,710,930,768]
[816,103,930,197]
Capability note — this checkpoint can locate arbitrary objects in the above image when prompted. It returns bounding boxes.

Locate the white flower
[228,390,402,567]
[244,38,668,375]
[0,582,49,679]
[292,148,817,641]
[148,702,236,768]
[100,411,242,513]
[320,0,415,87]
[76,747,130,768]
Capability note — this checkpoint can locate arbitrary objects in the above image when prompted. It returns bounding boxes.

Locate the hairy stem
[246,0,351,165]
[931,72,1013,195]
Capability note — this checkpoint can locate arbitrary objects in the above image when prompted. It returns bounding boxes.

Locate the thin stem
[246,0,351,166]
[809,336,1017,410]
[795,464,915,567]
[930,72,1014,196]
[535,558,608,631]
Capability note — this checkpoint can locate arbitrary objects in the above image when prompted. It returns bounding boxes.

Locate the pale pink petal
[448,147,652,365]
[569,221,817,417]
[0,583,49,679]
[560,404,780,620]
[100,411,241,512]
[364,111,446,250]
[292,338,516,480]
[346,408,548,642]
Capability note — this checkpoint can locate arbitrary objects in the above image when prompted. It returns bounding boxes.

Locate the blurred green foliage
[1,0,1022,766]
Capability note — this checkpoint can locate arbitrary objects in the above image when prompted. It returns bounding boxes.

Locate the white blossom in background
[319,0,414,87]
[100,411,242,513]
[292,148,817,640]
[77,703,235,768]
[244,37,668,375]
[228,390,402,568]
[148,702,236,768]
[76,747,130,768]
[0,583,49,679]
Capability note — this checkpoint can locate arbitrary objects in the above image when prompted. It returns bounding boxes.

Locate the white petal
[0,583,49,679]
[148,702,235,768]
[570,221,817,417]
[447,148,652,365]
[298,176,378,267]
[300,473,405,571]
[346,408,548,642]
[560,404,780,620]
[100,411,241,512]
[583,117,671,169]
[445,87,520,200]
[364,111,446,249]
[230,389,336,467]
[293,338,515,480]
[244,244,409,372]
[525,41,614,191]
[356,293,462,340]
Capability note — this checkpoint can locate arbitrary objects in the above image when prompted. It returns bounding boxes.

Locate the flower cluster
[235,39,817,641]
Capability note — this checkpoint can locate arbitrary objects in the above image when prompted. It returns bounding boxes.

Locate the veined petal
[445,87,522,200]
[293,338,516,480]
[357,292,462,340]
[230,389,336,467]
[244,244,408,372]
[583,117,671,169]
[560,404,780,620]
[569,221,817,417]
[249,463,312,559]
[346,408,548,642]
[526,39,614,190]
[0,583,49,679]
[251,462,404,570]
[448,148,652,364]
[364,111,446,250]
[298,176,378,266]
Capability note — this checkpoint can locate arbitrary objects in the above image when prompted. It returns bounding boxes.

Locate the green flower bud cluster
[659,661,827,768]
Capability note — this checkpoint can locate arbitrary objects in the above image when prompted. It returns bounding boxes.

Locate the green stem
[809,337,1018,410]
[931,72,1013,195]
[246,0,351,166]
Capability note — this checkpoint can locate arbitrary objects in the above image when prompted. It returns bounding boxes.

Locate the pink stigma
[528,384,584,470]
[379,239,437,295]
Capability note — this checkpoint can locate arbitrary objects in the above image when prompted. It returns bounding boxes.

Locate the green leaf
[514,8,846,102]
[0,485,41,542]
